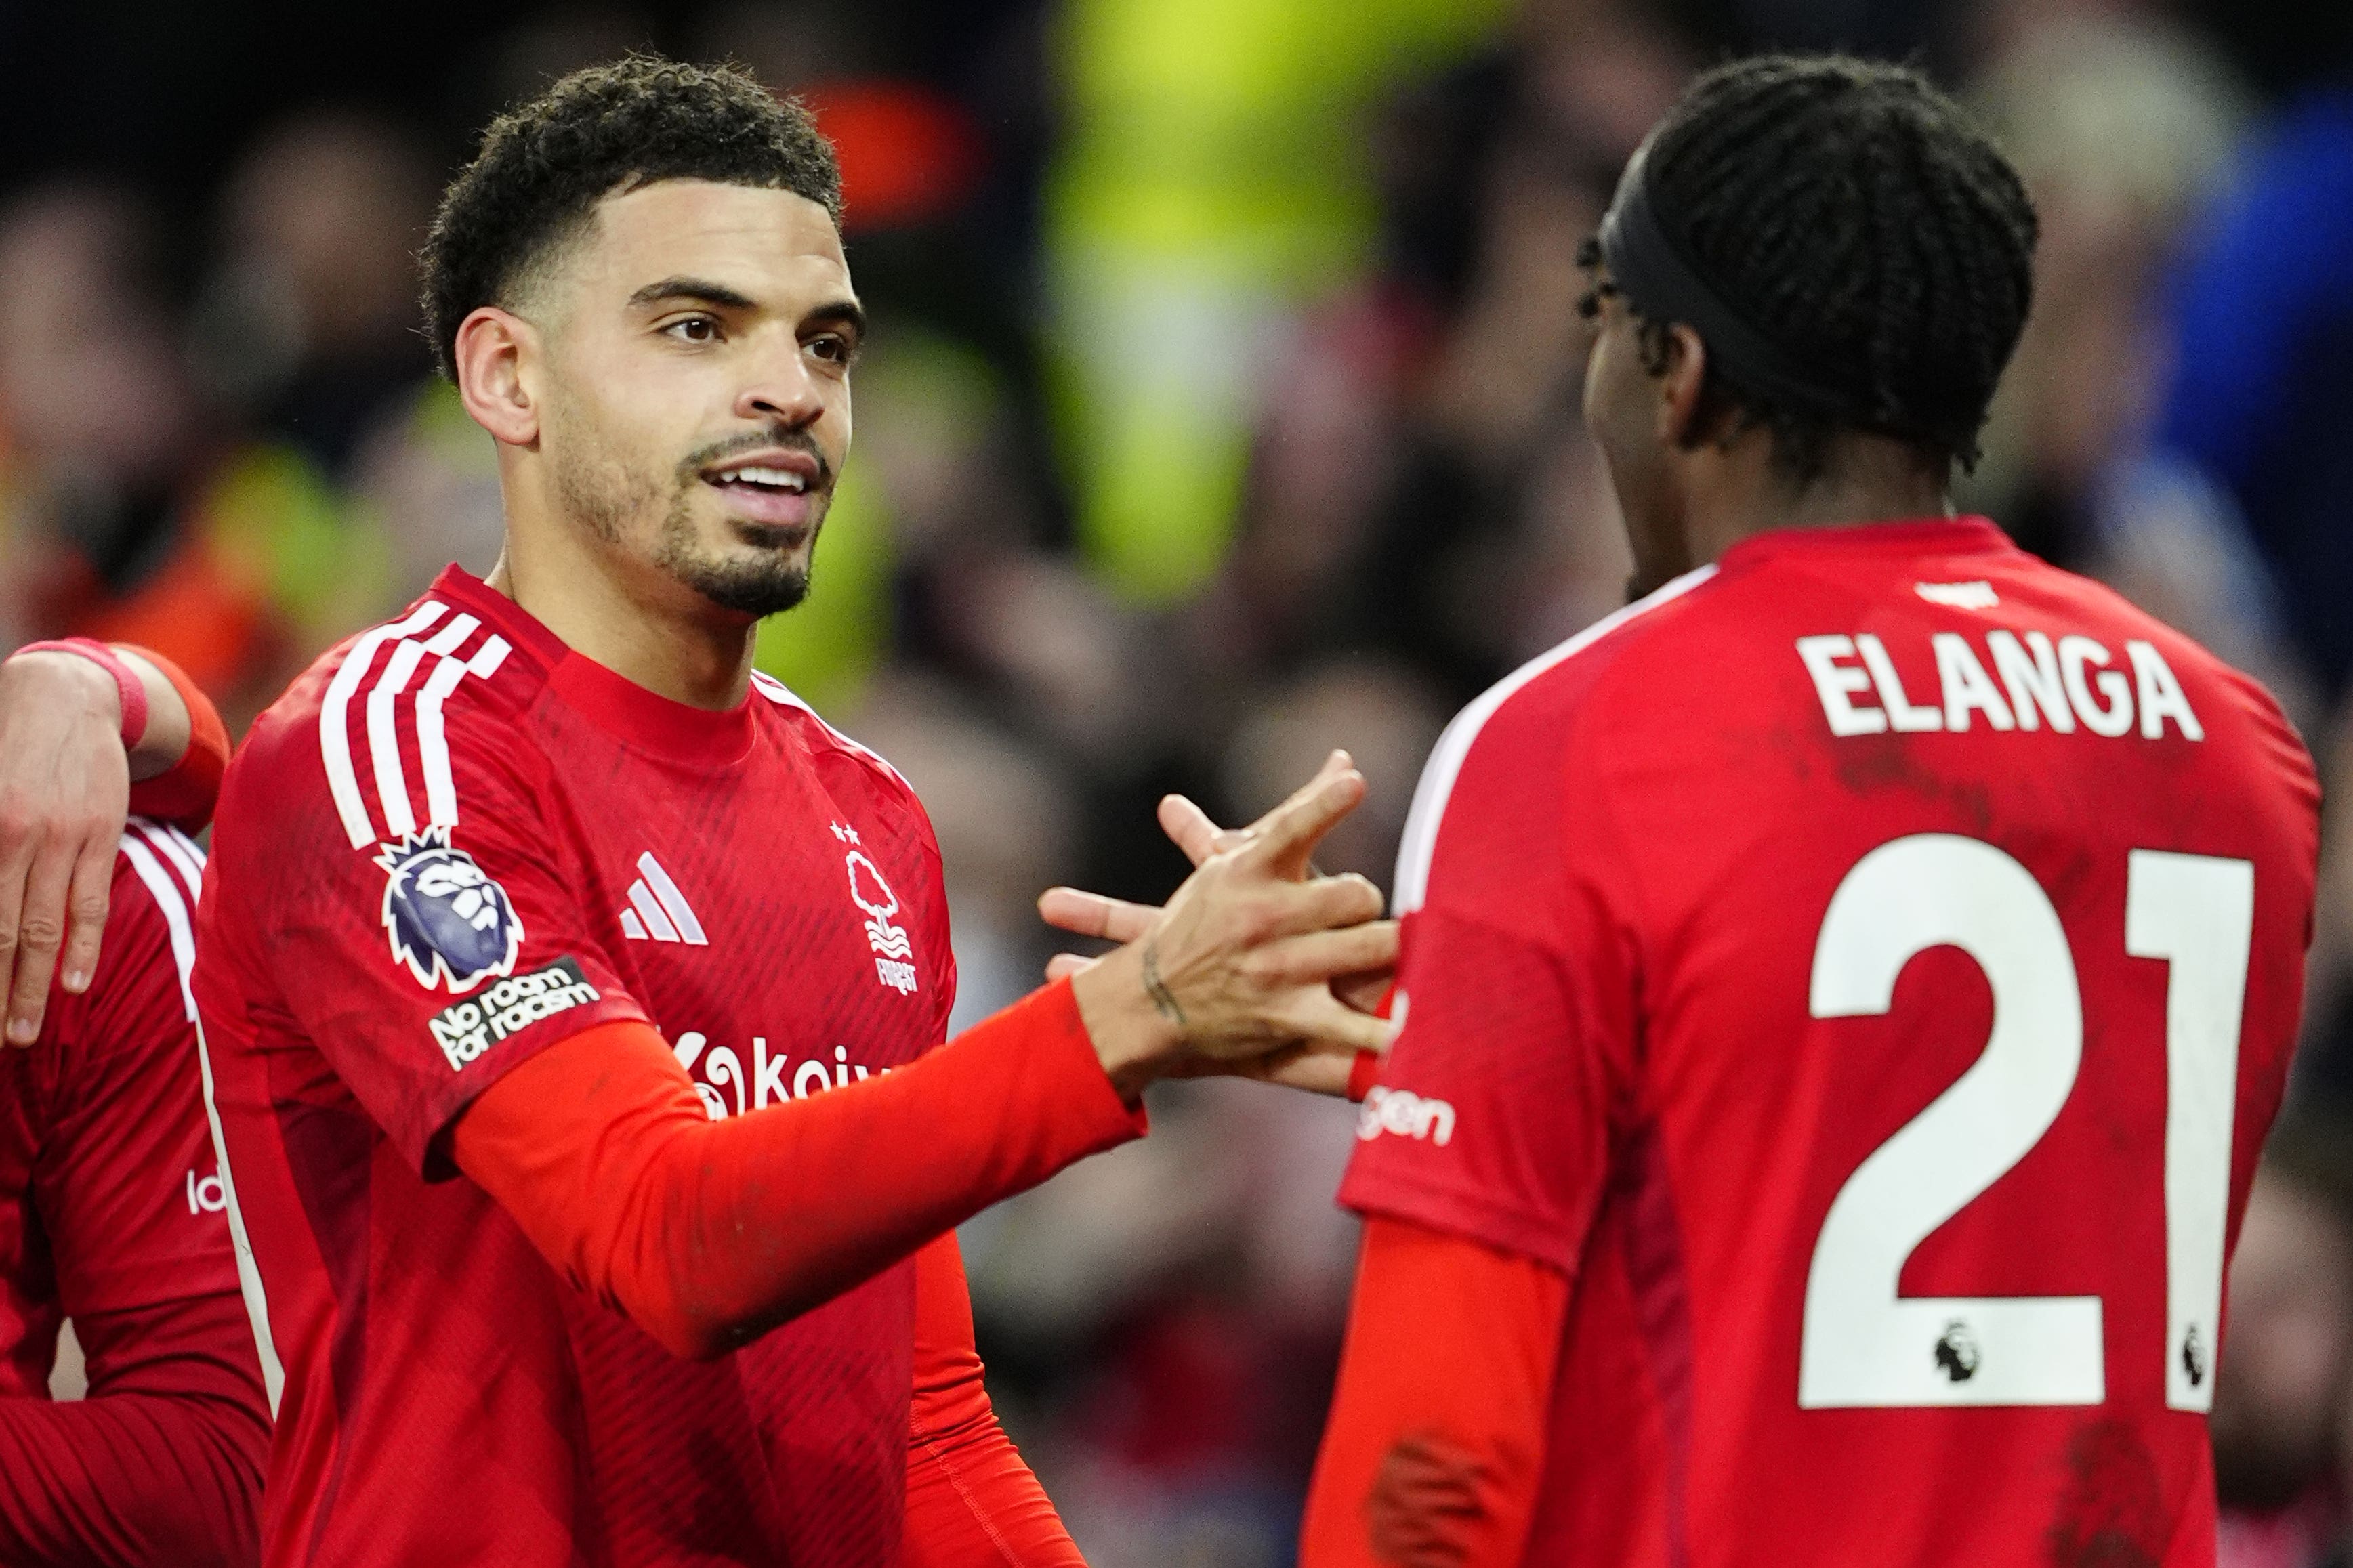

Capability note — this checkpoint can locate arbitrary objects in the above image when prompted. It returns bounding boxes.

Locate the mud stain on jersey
[2044,1418,2165,1568]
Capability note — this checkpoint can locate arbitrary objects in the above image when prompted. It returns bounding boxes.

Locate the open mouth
[706,463,810,496]
[699,452,825,526]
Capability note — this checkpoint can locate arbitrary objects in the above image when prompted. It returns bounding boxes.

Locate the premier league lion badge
[375,826,524,993]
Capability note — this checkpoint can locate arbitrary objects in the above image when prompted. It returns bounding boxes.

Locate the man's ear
[1652,322,1710,450]
[453,306,542,448]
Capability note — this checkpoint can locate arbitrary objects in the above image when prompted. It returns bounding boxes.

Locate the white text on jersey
[673,1032,885,1120]
[1357,1086,1457,1147]
[1795,630,2202,742]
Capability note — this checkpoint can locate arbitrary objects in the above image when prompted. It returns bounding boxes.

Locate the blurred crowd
[6,0,2353,1563]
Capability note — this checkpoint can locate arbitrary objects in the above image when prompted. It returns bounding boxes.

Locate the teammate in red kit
[1300,56,2321,1567]
[193,57,1394,1568]
[0,639,266,1565]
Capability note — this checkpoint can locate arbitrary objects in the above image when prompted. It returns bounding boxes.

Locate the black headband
[1598,142,1956,448]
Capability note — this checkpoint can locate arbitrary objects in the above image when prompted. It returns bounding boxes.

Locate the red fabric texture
[118,644,228,833]
[1302,1217,1566,1568]
[0,826,267,1564]
[904,1233,1085,1568]
[451,979,1144,1361]
[0,1292,269,1567]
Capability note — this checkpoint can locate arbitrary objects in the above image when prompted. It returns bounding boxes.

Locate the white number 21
[1797,835,2254,1412]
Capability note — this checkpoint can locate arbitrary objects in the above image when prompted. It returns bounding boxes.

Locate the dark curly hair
[420,54,841,379]
[1602,55,2037,485]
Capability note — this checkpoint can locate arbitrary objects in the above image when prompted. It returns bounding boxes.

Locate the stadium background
[5,0,2353,1562]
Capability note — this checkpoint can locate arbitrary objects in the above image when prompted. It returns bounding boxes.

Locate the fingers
[1260,920,1399,986]
[1333,967,1394,1015]
[60,836,114,995]
[1242,763,1366,875]
[4,840,74,1046]
[1037,887,1159,944]
[1043,952,1095,983]
[1229,1039,1360,1097]
[0,836,27,1045]
[1157,794,1244,868]
[1271,990,1395,1056]
[1262,871,1386,938]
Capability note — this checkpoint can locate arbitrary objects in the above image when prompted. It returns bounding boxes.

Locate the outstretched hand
[1045,753,1398,1097]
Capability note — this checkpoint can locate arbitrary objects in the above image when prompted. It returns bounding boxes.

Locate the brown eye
[665,317,720,343]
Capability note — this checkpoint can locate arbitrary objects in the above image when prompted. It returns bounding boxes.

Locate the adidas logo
[619,853,708,946]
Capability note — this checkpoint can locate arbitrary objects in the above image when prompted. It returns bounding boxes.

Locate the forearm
[0,1290,273,1567]
[1302,1218,1568,1568]
[905,1233,1086,1568]
[456,980,1145,1361]
[0,1391,264,1568]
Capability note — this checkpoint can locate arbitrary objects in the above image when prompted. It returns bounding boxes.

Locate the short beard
[655,507,815,617]
[549,398,826,618]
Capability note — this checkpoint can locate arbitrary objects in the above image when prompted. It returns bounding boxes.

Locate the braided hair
[1619,55,2038,485]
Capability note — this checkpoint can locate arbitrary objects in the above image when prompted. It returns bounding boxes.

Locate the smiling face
[512,178,862,618]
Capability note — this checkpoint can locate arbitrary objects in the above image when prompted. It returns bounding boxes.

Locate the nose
[734,343,826,429]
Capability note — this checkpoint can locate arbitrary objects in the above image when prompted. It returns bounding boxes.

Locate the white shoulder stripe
[121,824,283,1413]
[322,600,516,849]
[1391,564,1717,916]
[133,818,206,908]
[117,832,198,1022]
[749,671,913,790]
[418,631,507,829]
[323,602,449,848]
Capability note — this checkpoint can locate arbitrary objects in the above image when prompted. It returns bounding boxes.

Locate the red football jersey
[194,566,959,1567]
[1339,518,2320,1565]
[0,820,246,1392]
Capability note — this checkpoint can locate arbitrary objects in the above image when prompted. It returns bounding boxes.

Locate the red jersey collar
[1715,515,2015,574]
[426,565,760,768]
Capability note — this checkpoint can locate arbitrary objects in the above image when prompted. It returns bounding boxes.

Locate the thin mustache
[681,430,833,487]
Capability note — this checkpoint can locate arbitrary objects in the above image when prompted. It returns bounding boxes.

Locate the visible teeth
[717,466,807,492]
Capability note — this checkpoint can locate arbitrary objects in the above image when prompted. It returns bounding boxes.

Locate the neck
[1682,432,1953,570]
[485,513,756,713]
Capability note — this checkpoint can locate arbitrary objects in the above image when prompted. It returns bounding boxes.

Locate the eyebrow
[627,276,759,312]
[625,278,867,343]
[806,298,868,342]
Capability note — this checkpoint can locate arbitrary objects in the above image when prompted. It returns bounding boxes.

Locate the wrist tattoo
[1141,938,1186,1026]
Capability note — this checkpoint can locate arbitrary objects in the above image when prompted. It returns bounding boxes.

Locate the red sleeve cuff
[1009,977,1150,1141]
[120,644,230,833]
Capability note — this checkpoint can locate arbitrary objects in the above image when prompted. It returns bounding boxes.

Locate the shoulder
[1393,566,1720,913]
[227,593,547,856]
[749,672,930,824]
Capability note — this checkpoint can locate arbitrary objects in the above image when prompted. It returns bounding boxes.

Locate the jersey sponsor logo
[1794,629,2203,742]
[1356,1084,1456,1147]
[377,827,524,992]
[617,851,709,945]
[830,822,919,995]
[427,958,601,1070]
[672,1031,881,1119]
[186,1168,228,1214]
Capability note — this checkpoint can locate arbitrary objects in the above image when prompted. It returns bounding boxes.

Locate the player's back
[1344,517,2319,1566]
